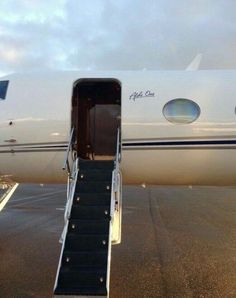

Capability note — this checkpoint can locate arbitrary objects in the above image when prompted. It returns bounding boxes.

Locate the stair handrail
[63,126,75,176]
[106,127,122,294]
[65,157,79,219]
[115,127,121,167]
[111,127,121,215]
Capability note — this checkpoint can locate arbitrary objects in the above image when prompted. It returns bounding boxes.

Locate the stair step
[65,234,109,251]
[73,193,111,206]
[54,286,107,296]
[62,251,108,269]
[78,169,112,182]
[70,205,110,220]
[58,268,107,287]
[76,181,112,193]
[54,267,107,294]
[79,160,114,170]
[68,219,110,234]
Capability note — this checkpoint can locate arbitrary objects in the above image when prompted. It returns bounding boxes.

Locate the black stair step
[54,286,107,296]
[62,251,108,269]
[56,268,107,292]
[79,160,114,170]
[65,234,109,251]
[73,192,111,206]
[68,219,110,235]
[78,169,112,182]
[70,205,110,220]
[76,181,112,193]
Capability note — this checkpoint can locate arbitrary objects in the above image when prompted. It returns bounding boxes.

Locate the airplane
[0,68,236,297]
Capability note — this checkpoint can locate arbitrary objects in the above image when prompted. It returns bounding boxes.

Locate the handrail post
[110,127,122,245]
[115,127,121,167]
[112,127,121,197]
[63,127,75,177]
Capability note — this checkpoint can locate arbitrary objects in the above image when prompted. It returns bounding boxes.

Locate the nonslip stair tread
[59,267,107,273]
[58,267,107,275]
[78,170,112,182]
[62,251,108,257]
[65,234,109,241]
[62,251,108,268]
[61,263,108,270]
[68,219,110,234]
[76,181,112,193]
[57,267,107,287]
[71,205,110,210]
[79,160,114,170]
[64,234,109,251]
[54,286,107,296]
[73,193,111,206]
[70,205,111,220]
[59,267,107,275]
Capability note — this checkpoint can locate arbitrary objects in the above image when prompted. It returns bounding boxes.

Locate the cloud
[0,0,236,75]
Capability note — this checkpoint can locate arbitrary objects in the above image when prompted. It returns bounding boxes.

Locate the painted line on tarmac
[9,190,65,203]
[10,190,66,207]
[0,183,19,212]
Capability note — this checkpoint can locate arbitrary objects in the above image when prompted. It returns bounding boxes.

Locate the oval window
[163,98,200,124]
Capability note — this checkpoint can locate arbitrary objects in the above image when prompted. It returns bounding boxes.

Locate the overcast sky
[0,0,236,76]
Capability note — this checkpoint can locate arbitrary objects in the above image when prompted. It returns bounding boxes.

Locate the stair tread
[65,233,109,252]
[74,192,110,195]
[57,268,107,288]
[76,181,111,185]
[79,169,112,172]
[73,192,111,206]
[79,160,114,170]
[80,160,114,163]
[76,182,112,193]
[68,219,110,224]
[78,169,113,182]
[63,250,107,255]
[60,267,107,273]
[54,286,107,296]
[70,205,111,220]
[68,219,110,235]
[62,250,107,267]
[66,233,109,238]
[71,205,110,209]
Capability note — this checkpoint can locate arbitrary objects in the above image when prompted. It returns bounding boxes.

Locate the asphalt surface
[1,184,236,298]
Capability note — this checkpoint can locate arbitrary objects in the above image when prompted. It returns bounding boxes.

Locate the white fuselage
[0,70,236,185]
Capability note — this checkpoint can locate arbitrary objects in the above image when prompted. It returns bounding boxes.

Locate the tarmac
[1,184,236,298]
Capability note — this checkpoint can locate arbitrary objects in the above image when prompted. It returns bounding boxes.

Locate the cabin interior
[71,79,121,160]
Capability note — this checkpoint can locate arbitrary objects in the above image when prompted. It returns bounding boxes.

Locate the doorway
[72,79,121,160]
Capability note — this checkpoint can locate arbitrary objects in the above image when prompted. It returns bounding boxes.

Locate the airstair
[54,129,122,298]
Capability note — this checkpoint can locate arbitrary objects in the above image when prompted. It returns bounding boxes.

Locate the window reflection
[163,98,200,124]
[0,81,9,100]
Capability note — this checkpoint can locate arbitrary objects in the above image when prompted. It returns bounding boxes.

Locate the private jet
[0,65,236,297]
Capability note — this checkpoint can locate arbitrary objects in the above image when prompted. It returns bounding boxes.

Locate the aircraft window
[163,98,200,124]
[0,80,9,100]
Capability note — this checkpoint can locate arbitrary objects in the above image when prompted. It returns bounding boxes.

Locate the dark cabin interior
[72,80,121,160]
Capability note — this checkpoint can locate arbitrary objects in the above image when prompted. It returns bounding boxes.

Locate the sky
[0,0,236,76]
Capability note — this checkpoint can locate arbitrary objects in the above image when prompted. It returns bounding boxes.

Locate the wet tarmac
[1,184,236,298]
